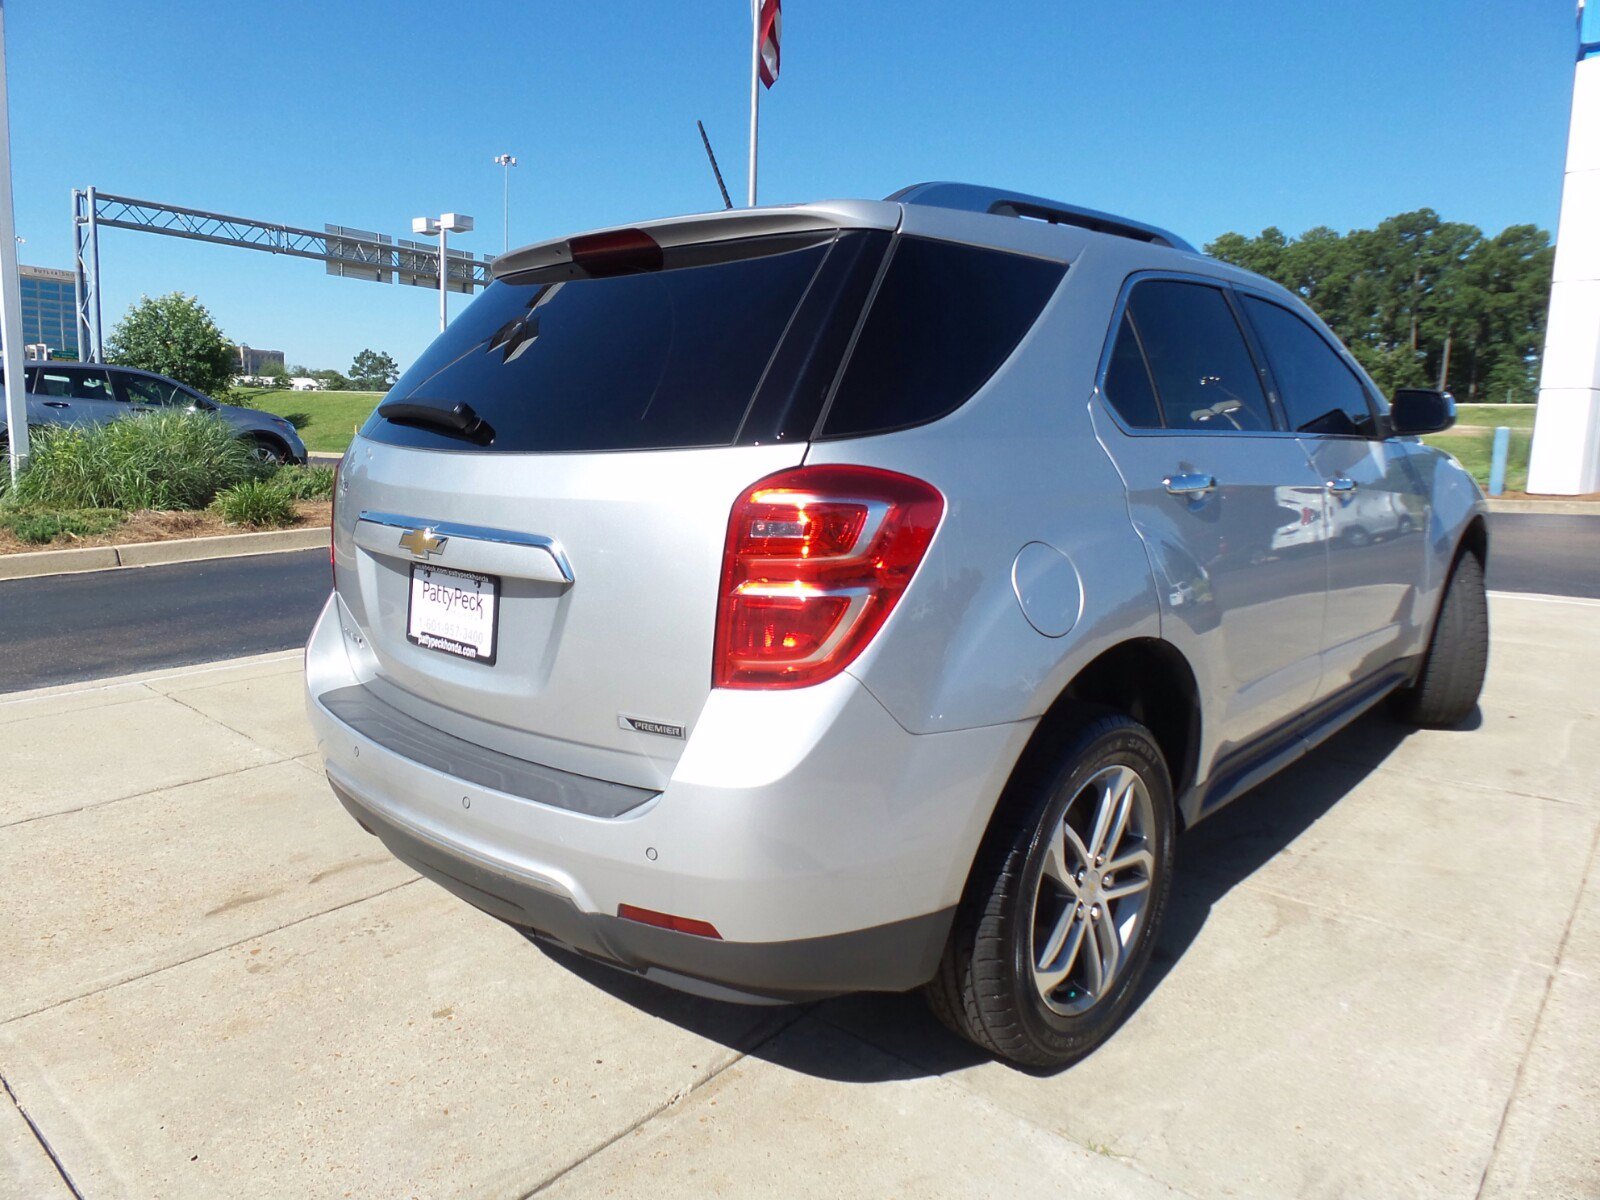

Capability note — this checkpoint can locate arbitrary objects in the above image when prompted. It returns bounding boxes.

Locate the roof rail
[885,182,1196,253]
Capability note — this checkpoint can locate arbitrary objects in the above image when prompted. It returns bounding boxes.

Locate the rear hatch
[332,210,896,789]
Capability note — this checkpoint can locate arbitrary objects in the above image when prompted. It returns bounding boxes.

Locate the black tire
[926,712,1176,1069]
[1393,550,1488,728]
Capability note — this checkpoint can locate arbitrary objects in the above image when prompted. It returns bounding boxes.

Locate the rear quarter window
[818,237,1065,440]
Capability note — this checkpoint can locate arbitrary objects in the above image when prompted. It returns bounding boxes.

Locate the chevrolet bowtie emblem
[398,527,448,559]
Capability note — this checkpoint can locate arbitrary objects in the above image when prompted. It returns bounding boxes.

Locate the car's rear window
[361,229,1064,454]
[365,235,843,454]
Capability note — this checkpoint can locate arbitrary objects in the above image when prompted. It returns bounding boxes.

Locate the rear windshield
[361,230,1064,454]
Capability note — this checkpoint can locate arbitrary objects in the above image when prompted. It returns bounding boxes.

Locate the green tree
[258,360,291,388]
[1206,212,1553,402]
[106,293,235,396]
[350,349,400,391]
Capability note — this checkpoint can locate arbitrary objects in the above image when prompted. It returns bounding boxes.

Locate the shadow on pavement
[522,708,1457,1083]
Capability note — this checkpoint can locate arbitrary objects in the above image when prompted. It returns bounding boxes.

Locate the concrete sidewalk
[2,594,1597,1198]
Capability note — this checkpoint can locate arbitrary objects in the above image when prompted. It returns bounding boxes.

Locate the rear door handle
[130,406,155,413]
[1326,476,1357,496]
[1164,472,1217,497]
[41,401,69,409]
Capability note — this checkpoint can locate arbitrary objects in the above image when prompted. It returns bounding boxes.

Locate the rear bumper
[329,773,951,1001]
[305,592,1032,1001]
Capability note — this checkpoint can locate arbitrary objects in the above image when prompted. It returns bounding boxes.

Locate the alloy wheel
[1030,763,1156,1016]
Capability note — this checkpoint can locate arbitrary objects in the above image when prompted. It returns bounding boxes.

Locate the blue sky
[5,0,1582,373]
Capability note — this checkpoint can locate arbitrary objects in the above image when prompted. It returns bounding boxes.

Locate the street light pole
[747,0,759,206]
[412,213,475,334]
[494,154,517,255]
[437,224,449,332]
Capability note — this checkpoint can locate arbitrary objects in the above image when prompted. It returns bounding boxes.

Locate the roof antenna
[697,120,734,210]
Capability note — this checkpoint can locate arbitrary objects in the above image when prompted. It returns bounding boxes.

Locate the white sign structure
[0,0,29,485]
[1528,1,1600,494]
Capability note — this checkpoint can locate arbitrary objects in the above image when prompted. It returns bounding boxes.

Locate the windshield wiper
[377,399,495,445]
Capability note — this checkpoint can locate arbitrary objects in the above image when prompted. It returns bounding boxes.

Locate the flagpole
[747,0,759,206]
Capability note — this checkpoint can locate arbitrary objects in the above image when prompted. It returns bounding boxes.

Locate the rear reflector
[714,464,944,689]
[616,903,722,939]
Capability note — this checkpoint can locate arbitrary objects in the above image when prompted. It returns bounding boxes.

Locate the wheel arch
[1458,512,1488,568]
[997,637,1201,834]
[244,430,293,460]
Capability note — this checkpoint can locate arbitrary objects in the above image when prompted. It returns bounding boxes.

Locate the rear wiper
[377,399,495,445]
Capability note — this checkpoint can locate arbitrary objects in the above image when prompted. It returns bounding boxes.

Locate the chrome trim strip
[357,510,574,582]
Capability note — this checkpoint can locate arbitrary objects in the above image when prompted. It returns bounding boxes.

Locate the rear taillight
[713,465,943,690]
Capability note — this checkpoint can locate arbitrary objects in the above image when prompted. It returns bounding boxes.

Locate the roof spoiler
[491,205,896,280]
[886,182,1196,253]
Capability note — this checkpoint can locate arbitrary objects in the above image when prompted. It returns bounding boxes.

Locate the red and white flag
[757,0,782,88]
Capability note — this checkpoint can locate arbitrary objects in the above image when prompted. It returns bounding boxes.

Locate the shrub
[0,506,123,545]
[214,479,297,528]
[270,464,335,500]
[12,411,264,511]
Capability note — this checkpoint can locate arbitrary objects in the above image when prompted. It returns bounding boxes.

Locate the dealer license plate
[406,564,500,664]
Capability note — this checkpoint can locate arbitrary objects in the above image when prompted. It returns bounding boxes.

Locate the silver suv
[306,183,1487,1068]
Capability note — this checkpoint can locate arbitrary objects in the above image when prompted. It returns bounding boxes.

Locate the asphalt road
[0,548,330,693]
[1,513,1596,695]
[1482,512,1600,599]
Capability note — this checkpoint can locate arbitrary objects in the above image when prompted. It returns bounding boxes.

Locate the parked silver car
[306,182,1487,1068]
[0,361,307,463]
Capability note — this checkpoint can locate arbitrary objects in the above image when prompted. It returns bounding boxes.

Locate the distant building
[236,345,285,375]
[17,265,78,359]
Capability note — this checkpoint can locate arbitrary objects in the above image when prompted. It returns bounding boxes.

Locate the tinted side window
[1241,296,1376,438]
[1101,312,1163,429]
[27,367,116,402]
[121,376,190,407]
[1126,280,1274,433]
[820,238,1065,439]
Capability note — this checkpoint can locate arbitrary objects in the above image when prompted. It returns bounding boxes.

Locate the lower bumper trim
[329,777,953,1003]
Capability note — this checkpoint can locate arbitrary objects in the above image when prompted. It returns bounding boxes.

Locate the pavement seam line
[518,1004,814,1199]
[1227,875,1569,971]
[808,1011,1205,1199]
[2,878,419,1028]
[1,1069,86,1200]
[0,686,157,724]
[0,755,291,831]
[162,688,297,758]
[1472,812,1600,1200]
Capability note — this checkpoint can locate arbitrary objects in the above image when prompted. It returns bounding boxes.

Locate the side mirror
[1390,389,1455,436]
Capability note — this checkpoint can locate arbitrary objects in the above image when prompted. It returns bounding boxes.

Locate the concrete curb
[1486,497,1600,515]
[307,451,344,467]
[0,526,330,582]
[0,648,303,704]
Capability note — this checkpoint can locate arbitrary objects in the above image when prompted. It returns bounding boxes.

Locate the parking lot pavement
[2,594,1596,1199]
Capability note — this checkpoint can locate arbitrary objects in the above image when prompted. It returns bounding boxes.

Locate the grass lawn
[1423,428,1532,493]
[233,388,385,453]
[1453,403,1536,430]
